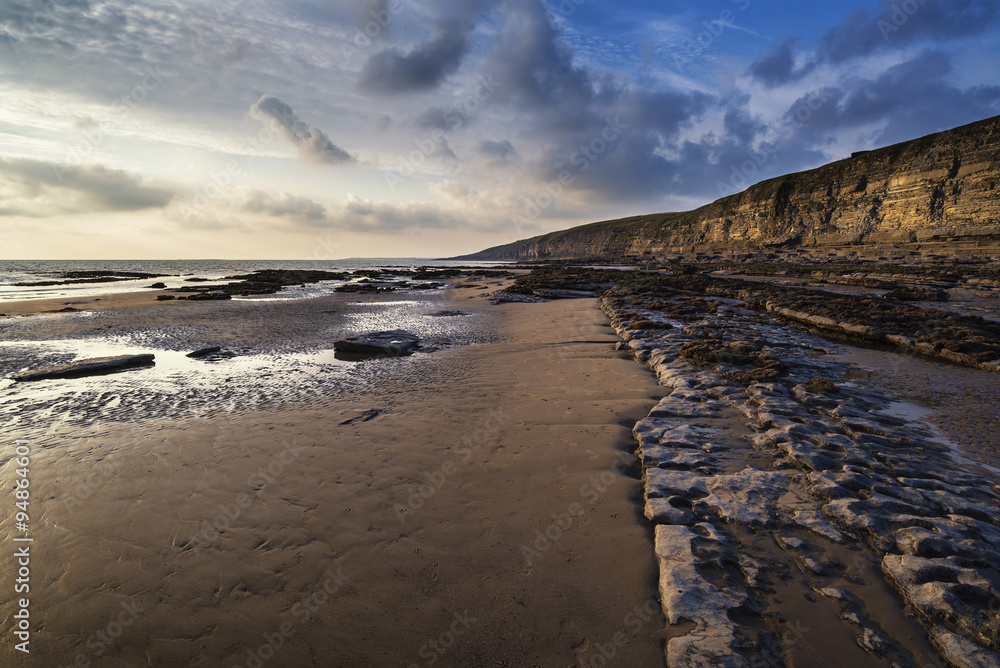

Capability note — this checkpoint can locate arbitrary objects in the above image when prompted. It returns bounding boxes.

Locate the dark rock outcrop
[12,354,155,381]
[333,330,420,357]
[186,346,222,358]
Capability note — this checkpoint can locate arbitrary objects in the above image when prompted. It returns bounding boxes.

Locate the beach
[0,279,667,666]
[2,266,1000,667]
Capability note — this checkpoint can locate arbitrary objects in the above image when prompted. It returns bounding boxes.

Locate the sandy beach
[3,267,1000,667]
[1,285,668,666]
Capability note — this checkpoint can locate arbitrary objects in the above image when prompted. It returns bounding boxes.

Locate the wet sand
[0,291,181,316]
[0,289,666,666]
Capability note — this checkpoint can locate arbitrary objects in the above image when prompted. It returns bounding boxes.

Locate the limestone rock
[333,330,420,357]
[12,354,155,381]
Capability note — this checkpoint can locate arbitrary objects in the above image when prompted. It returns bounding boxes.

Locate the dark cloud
[822,0,1000,63]
[488,0,596,125]
[242,191,464,231]
[780,51,1000,146]
[476,139,518,169]
[0,157,174,216]
[249,94,355,164]
[358,18,471,94]
[415,106,475,131]
[748,1,1000,87]
[748,41,805,88]
[723,98,766,146]
[243,191,329,222]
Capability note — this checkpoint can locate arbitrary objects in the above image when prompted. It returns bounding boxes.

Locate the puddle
[880,400,934,422]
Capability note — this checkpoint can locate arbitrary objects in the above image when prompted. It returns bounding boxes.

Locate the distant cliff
[461,115,1000,261]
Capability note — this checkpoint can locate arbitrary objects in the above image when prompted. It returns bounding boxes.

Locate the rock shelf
[599,287,1000,667]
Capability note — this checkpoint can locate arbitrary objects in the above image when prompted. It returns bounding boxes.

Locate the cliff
[461,115,1000,261]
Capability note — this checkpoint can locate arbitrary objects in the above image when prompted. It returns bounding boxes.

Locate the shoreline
[5,266,999,665]
[0,283,668,666]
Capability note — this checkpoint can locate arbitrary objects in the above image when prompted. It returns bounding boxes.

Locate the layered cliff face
[465,115,1000,261]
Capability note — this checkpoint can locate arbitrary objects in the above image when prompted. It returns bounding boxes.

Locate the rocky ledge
[599,285,1000,667]
[11,354,156,381]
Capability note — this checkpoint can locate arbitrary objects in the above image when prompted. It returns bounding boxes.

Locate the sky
[0,0,998,259]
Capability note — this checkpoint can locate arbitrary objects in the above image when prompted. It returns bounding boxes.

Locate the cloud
[475,139,518,169]
[415,106,476,131]
[488,0,596,125]
[779,51,1000,146]
[749,0,1000,87]
[243,190,329,222]
[0,157,174,217]
[249,94,355,164]
[358,17,471,94]
[748,41,805,88]
[822,0,1000,63]
[238,190,468,232]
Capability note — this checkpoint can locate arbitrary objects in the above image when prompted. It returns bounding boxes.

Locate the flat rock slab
[12,354,155,381]
[186,346,223,358]
[333,330,420,357]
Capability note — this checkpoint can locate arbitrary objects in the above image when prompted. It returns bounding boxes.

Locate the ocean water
[0,258,509,302]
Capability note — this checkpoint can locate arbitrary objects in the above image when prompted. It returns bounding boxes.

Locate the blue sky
[0,0,998,258]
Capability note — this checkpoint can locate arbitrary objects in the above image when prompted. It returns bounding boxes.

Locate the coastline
[0,283,668,666]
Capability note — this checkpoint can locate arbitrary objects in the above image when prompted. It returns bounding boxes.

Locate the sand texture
[0,290,667,666]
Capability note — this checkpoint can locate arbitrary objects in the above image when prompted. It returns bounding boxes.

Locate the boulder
[186,346,222,358]
[333,330,420,357]
[185,291,232,301]
[12,354,155,381]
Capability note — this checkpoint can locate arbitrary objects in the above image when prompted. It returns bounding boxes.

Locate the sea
[0,258,508,303]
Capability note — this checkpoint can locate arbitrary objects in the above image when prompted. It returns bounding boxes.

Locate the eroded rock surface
[333,329,420,357]
[11,354,155,381]
[601,287,1000,667]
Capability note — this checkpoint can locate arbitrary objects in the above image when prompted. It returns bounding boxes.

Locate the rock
[185,291,232,301]
[654,524,750,668]
[339,409,381,425]
[488,291,547,304]
[426,310,469,317]
[930,630,1000,668]
[803,376,840,394]
[149,282,167,289]
[333,330,420,357]
[156,295,176,301]
[12,354,155,381]
[531,288,597,298]
[882,554,1000,652]
[186,346,223,358]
